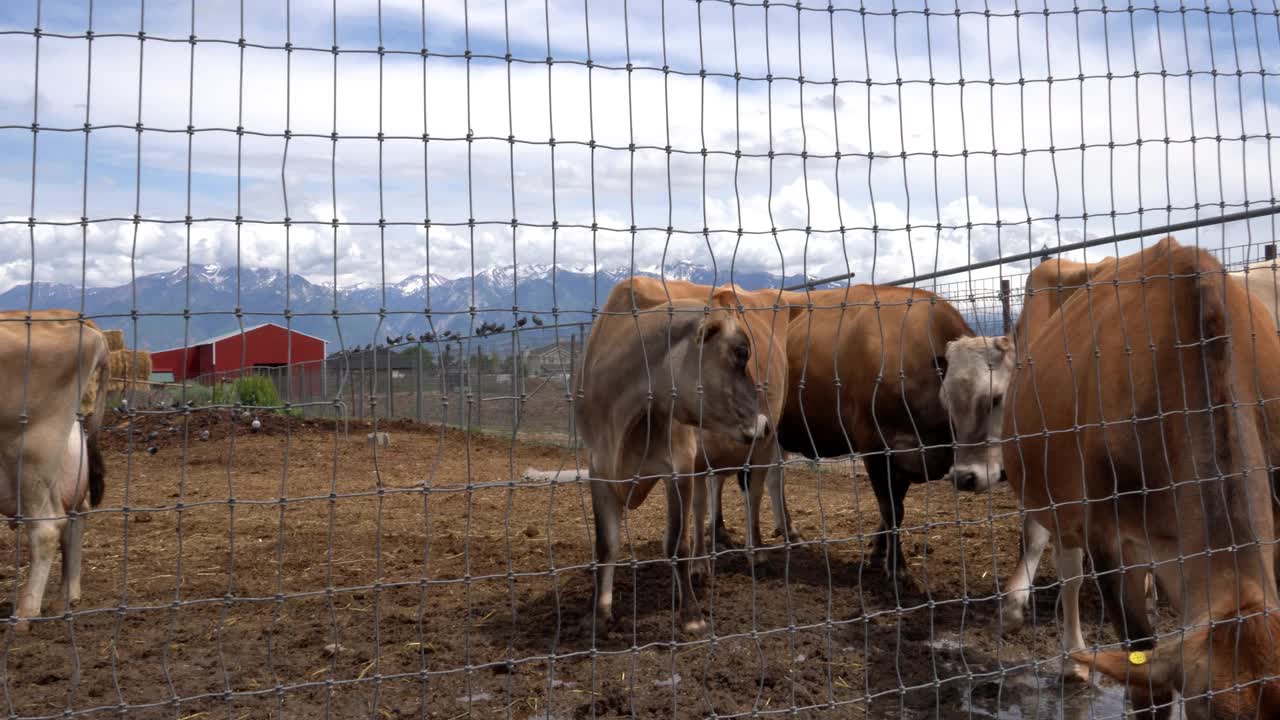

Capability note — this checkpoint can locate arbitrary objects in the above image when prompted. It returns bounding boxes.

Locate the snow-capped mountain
[0,263,831,351]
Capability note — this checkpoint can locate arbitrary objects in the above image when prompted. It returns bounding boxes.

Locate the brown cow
[583,277,800,567]
[573,284,772,634]
[993,254,1280,677]
[0,309,109,632]
[996,255,1133,661]
[1000,236,1280,717]
[776,285,988,580]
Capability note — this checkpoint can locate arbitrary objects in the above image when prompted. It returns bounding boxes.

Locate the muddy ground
[0,410,1145,719]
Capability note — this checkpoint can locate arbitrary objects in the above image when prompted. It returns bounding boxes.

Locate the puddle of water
[961,668,1184,720]
[923,637,1181,719]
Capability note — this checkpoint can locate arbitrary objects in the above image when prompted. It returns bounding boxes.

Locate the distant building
[151,322,327,382]
[522,341,574,377]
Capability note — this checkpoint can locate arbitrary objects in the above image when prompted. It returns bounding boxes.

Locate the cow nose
[998,469,1008,485]
[953,470,977,491]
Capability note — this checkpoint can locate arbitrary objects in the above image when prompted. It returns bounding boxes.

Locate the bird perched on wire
[516,316,527,328]
[531,315,544,327]
[491,323,505,334]
[405,333,416,342]
[423,331,437,342]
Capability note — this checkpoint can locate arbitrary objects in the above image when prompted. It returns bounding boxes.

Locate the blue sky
[1,0,1277,294]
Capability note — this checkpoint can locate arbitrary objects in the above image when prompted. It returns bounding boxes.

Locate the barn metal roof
[152,322,327,353]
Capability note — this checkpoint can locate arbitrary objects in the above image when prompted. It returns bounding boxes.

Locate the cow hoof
[681,617,708,636]
[1060,658,1090,685]
[1000,604,1025,635]
[579,610,613,637]
[879,557,910,582]
[711,532,739,551]
[774,528,806,544]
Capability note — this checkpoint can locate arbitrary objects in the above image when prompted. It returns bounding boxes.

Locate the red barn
[151,322,327,383]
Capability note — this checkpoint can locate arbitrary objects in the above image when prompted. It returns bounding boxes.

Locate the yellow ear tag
[1128,651,1148,666]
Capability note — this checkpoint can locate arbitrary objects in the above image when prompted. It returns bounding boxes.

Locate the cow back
[778,284,973,478]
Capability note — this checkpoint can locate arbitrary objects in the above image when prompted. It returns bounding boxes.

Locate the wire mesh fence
[2,1,1280,719]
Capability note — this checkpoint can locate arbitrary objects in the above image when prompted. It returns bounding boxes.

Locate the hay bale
[131,350,152,380]
[110,350,152,383]
[103,329,125,351]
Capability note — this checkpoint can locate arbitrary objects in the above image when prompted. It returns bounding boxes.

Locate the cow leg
[708,472,737,550]
[1092,542,1170,720]
[743,464,768,567]
[585,479,623,634]
[1000,514,1050,634]
[866,453,911,581]
[691,472,710,581]
[60,507,85,612]
[665,472,705,635]
[14,519,63,633]
[1055,544,1089,683]
[765,449,803,544]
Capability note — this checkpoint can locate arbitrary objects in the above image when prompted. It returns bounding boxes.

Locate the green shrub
[232,375,282,408]
[175,383,213,406]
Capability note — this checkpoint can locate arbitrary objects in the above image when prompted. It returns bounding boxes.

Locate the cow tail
[87,431,105,508]
[1191,252,1236,464]
[86,332,110,508]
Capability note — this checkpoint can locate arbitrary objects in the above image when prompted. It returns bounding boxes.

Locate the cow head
[676,307,771,445]
[1072,606,1280,720]
[938,334,1015,492]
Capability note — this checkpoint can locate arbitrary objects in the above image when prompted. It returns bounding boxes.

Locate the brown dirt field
[349,375,585,443]
[0,411,1138,719]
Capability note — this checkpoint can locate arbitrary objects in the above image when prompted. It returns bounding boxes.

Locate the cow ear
[994,335,1014,356]
[698,313,725,345]
[712,286,739,309]
[1069,648,1175,695]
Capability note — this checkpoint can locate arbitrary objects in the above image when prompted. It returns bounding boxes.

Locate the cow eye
[734,343,750,367]
[992,393,1003,407]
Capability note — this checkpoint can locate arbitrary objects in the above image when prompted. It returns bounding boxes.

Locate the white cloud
[0,0,1276,295]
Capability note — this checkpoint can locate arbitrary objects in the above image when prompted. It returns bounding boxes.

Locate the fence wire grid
[2,0,1280,719]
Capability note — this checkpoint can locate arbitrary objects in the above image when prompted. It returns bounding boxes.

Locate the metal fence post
[441,343,450,427]
[513,332,521,429]
[387,346,394,419]
[475,344,483,432]
[357,350,365,420]
[1000,278,1012,336]
[415,342,422,424]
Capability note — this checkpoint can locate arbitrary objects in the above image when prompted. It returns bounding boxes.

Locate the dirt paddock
[0,411,1139,719]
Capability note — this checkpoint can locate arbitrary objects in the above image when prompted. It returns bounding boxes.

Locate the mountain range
[0,263,856,352]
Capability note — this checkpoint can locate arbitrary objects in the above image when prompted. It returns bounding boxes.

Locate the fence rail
[117,240,1280,444]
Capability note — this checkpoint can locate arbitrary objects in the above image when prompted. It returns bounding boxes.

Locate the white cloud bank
[0,0,1276,294]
